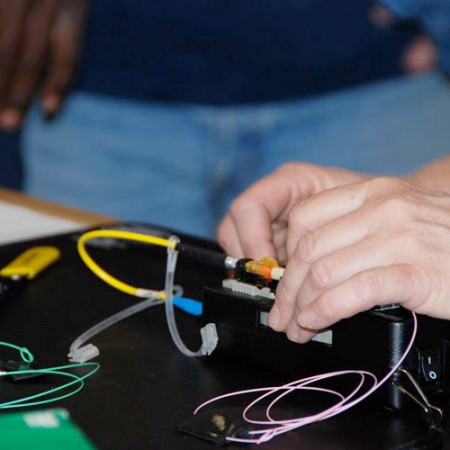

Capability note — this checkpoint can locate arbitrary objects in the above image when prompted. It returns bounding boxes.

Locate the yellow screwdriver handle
[0,246,61,279]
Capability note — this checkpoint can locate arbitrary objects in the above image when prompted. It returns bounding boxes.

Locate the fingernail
[287,326,299,343]
[42,95,60,119]
[298,308,316,329]
[0,110,21,130]
[268,305,280,329]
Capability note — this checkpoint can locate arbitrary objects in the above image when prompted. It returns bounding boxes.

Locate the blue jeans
[23,72,450,238]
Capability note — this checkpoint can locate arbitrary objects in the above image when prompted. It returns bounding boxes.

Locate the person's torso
[77,0,417,104]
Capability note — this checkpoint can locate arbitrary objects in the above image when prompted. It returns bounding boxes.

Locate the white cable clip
[200,323,218,356]
[68,343,100,363]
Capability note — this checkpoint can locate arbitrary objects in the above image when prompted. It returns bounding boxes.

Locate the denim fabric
[23,72,450,238]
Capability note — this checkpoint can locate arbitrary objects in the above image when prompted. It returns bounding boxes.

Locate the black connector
[176,243,235,269]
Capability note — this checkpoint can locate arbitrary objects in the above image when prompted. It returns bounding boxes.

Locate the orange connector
[245,257,279,279]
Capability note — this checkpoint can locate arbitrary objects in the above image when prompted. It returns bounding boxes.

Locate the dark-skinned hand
[0,0,89,132]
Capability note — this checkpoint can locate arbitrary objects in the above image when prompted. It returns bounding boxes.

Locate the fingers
[269,177,450,342]
[218,199,280,259]
[217,163,366,259]
[220,169,450,344]
[216,215,248,258]
[269,177,383,333]
[0,0,57,131]
[0,0,88,131]
[278,230,410,337]
[285,179,370,258]
[402,34,438,74]
[281,262,424,344]
[4,34,49,126]
[369,3,437,75]
[296,264,424,331]
[217,163,368,262]
[270,189,381,333]
[0,0,32,129]
[369,3,396,27]
[41,0,89,117]
[217,168,297,259]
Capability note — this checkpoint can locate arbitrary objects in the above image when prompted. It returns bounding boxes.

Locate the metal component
[393,368,443,419]
[224,256,238,269]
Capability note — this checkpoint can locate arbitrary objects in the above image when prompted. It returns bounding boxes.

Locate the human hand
[270,177,450,343]
[401,34,438,74]
[0,0,89,131]
[217,162,368,261]
[370,4,438,74]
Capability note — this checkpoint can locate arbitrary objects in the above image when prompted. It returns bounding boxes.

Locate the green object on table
[0,408,97,449]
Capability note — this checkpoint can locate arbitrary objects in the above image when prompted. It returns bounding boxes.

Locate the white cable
[70,234,217,362]
[68,296,163,362]
[164,235,217,357]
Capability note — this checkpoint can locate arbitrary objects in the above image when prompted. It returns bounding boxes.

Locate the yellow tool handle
[0,246,61,279]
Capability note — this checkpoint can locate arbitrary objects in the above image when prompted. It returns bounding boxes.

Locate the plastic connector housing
[68,344,100,363]
[245,257,279,279]
[200,323,218,356]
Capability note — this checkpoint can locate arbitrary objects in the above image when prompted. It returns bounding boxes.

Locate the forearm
[405,154,450,192]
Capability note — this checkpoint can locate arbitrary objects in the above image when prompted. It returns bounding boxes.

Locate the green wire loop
[0,341,99,409]
[0,341,34,364]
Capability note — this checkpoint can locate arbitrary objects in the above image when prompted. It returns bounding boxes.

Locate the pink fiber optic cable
[194,312,418,445]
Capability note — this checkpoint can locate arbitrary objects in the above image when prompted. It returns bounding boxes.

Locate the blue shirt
[76,0,419,104]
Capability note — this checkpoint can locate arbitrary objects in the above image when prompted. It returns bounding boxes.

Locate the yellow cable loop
[77,229,176,298]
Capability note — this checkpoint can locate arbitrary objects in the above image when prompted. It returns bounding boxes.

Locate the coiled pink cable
[194,312,418,444]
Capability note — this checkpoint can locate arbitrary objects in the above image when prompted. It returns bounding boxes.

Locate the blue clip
[173,296,203,316]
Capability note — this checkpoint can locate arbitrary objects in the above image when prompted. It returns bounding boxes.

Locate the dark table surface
[0,227,448,450]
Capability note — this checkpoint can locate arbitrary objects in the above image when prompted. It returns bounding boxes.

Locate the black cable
[176,243,235,269]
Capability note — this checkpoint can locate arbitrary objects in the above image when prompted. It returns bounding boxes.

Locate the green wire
[0,341,100,409]
[0,341,34,364]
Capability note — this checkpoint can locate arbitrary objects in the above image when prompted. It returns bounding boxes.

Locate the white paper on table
[0,200,85,245]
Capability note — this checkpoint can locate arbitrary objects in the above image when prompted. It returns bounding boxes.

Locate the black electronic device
[201,262,450,410]
[0,227,447,449]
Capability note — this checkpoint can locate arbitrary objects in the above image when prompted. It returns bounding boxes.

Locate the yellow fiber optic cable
[77,229,175,298]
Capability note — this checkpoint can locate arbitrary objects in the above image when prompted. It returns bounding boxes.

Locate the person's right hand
[0,0,89,132]
[217,162,369,261]
[268,176,450,344]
